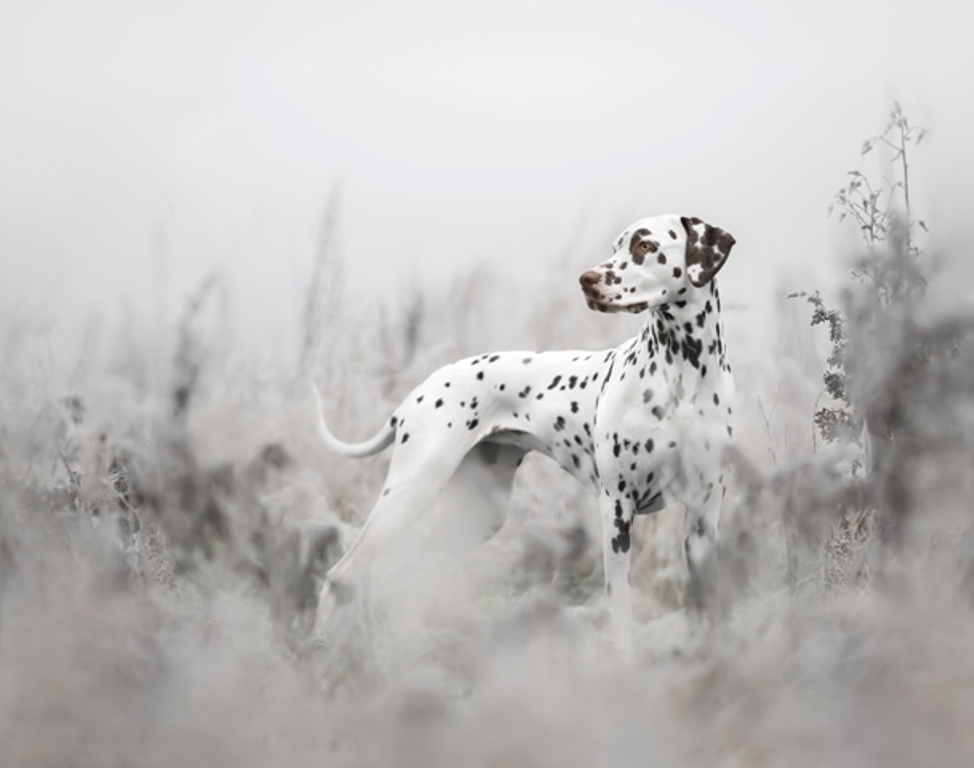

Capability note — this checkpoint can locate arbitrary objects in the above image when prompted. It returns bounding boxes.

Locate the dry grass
[3,233,974,768]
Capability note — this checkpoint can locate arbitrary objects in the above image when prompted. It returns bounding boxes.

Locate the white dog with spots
[311,214,735,654]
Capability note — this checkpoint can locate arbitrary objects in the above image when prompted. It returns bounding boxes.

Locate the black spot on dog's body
[611,516,632,554]
[681,337,703,369]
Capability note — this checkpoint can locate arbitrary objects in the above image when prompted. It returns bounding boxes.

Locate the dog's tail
[309,380,396,458]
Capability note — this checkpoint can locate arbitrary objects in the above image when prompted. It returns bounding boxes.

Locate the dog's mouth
[584,294,649,314]
[579,271,649,314]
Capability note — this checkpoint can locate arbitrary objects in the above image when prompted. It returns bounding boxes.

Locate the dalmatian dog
[311,214,735,654]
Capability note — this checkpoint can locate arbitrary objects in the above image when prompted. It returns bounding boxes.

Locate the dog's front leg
[599,493,635,658]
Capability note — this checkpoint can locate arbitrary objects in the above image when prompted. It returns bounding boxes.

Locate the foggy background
[6,4,974,766]
[2,0,972,360]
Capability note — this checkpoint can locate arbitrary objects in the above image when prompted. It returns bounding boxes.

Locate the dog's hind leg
[315,480,440,631]
[317,444,524,628]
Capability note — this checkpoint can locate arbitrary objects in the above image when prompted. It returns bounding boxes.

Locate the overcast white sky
[1,0,972,346]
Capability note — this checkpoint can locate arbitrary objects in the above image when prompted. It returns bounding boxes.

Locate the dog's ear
[681,217,735,287]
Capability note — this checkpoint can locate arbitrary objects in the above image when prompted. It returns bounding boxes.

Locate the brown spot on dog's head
[629,228,659,265]
[681,216,735,287]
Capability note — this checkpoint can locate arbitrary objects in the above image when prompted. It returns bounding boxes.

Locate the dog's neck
[637,280,729,382]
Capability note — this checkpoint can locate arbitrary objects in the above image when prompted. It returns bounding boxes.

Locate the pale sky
[1,0,972,349]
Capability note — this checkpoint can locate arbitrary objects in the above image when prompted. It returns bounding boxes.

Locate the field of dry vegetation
[4,158,974,764]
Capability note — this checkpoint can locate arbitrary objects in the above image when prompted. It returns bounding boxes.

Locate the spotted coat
[312,213,736,655]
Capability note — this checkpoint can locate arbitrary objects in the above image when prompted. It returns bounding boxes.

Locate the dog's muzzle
[580,270,612,311]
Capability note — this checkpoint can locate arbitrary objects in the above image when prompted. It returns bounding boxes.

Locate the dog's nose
[579,270,601,290]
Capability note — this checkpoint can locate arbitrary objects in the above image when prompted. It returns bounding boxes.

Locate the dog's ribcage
[390,348,603,482]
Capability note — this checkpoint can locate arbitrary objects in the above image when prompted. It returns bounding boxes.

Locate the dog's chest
[590,323,730,503]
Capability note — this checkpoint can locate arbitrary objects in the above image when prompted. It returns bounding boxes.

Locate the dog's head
[579,214,735,313]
